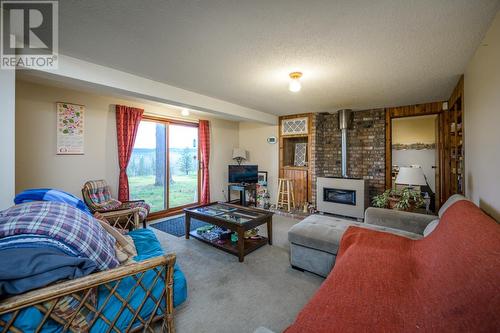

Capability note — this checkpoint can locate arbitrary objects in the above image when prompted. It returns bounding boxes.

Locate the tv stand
[227,183,257,207]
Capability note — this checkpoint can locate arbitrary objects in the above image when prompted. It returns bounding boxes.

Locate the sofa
[284,196,500,332]
[287,196,467,277]
[0,200,187,332]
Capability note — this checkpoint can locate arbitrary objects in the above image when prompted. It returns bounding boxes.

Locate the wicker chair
[82,180,150,229]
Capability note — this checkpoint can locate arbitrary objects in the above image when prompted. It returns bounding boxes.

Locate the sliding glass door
[128,118,199,214]
[168,124,199,208]
[128,121,167,212]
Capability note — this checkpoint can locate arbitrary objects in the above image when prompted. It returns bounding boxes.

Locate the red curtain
[199,120,210,204]
[116,105,144,201]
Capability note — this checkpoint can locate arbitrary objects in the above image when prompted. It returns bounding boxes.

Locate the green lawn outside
[129,174,198,212]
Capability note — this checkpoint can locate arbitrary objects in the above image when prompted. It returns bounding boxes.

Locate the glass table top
[189,204,265,224]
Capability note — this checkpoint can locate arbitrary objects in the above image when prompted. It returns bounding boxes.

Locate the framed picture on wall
[258,171,268,185]
[56,102,85,155]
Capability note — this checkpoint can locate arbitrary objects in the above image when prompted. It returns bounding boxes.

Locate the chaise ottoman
[288,214,421,277]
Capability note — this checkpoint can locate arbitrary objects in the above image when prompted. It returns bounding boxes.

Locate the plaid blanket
[0,201,118,270]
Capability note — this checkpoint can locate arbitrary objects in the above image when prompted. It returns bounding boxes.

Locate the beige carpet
[150,214,323,333]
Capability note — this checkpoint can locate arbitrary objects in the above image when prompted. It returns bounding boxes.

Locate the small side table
[228,183,257,207]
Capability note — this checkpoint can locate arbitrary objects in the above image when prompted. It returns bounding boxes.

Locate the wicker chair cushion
[83,180,117,210]
[121,201,150,220]
[95,198,122,211]
[82,180,150,221]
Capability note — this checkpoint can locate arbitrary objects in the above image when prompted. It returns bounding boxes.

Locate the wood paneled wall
[385,75,465,210]
[385,102,446,192]
[443,75,465,201]
[448,75,464,109]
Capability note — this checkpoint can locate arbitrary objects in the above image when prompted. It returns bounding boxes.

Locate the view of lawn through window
[128,120,199,212]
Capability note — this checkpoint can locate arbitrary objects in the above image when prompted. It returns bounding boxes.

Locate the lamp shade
[232,148,247,160]
[395,167,427,186]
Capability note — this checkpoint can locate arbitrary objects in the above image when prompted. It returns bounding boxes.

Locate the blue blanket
[0,229,187,332]
[0,247,96,297]
[14,188,92,216]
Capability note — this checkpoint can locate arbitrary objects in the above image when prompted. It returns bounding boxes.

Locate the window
[128,117,199,213]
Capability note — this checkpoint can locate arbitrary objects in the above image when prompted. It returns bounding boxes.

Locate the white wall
[0,70,16,209]
[209,120,240,201]
[15,80,237,202]
[238,122,279,203]
[464,11,500,221]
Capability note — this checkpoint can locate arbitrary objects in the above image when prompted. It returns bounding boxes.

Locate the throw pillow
[94,214,137,264]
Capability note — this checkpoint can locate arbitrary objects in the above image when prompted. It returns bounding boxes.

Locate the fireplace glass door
[323,188,356,206]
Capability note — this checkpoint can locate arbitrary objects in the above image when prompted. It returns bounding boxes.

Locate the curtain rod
[143,112,200,124]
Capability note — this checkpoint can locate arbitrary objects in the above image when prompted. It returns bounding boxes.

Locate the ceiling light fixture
[181,108,190,116]
[288,72,303,92]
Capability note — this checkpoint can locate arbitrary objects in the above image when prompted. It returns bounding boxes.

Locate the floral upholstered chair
[82,180,150,229]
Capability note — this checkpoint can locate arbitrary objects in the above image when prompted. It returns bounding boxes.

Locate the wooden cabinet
[283,167,308,206]
[279,113,313,208]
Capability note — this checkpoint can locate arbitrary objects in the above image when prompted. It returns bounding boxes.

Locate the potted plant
[372,189,391,208]
[372,188,424,211]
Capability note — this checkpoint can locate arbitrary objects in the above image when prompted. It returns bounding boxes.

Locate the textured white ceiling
[58,0,499,116]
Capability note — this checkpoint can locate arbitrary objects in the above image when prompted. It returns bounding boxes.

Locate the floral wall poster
[56,102,84,154]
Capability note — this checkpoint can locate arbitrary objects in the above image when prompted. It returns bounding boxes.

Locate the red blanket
[285,201,500,332]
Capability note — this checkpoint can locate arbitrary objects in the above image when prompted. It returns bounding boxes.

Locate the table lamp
[232,148,247,165]
[395,167,427,188]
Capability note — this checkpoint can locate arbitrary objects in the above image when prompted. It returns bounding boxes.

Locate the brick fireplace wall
[311,109,386,206]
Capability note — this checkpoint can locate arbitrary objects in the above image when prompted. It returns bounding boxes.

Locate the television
[228,165,258,184]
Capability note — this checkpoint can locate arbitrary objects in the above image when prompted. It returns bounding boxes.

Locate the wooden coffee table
[184,203,273,262]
